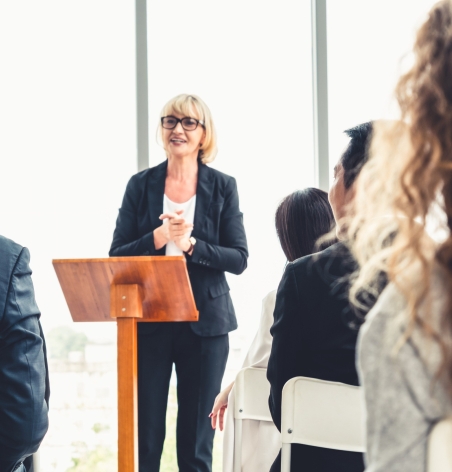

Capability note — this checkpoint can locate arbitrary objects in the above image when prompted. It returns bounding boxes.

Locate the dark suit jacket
[109,160,248,336]
[0,236,50,472]
[267,242,364,472]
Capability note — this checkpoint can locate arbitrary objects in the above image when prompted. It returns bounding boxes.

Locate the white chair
[233,367,273,472]
[427,417,452,472]
[281,376,365,472]
[33,451,41,472]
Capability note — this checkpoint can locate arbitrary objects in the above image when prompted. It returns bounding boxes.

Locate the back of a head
[275,188,336,262]
[341,122,373,189]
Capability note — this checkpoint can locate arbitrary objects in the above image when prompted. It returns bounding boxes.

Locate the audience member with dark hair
[0,236,50,472]
[267,122,373,472]
[210,187,335,472]
[341,123,374,189]
[275,187,336,260]
[349,2,452,470]
[330,122,373,237]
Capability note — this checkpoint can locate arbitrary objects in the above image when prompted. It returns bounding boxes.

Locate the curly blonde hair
[159,94,218,164]
[349,0,452,384]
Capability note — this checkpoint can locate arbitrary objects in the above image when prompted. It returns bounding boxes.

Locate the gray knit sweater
[357,270,452,472]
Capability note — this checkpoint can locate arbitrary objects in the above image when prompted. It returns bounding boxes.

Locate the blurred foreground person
[268,123,374,472]
[210,188,336,472]
[349,2,452,471]
[0,236,49,472]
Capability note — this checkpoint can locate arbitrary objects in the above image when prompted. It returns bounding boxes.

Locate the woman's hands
[209,381,234,431]
[153,210,193,251]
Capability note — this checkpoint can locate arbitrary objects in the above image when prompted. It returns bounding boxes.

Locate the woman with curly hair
[348,1,452,471]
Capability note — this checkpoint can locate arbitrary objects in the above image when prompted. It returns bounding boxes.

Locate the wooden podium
[52,256,198,472]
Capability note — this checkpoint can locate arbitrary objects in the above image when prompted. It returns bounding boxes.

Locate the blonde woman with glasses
[348,2,452,471]
[110,94,248,471]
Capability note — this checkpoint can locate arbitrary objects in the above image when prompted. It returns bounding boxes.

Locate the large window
[147,0,314,368]
[0,1,440,470]
[327,0,437,174]
[0,1,136,470]
[146,4,314,468]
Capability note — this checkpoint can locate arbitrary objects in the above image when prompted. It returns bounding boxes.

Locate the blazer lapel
[193,162,214,237]
[147,160,167,230]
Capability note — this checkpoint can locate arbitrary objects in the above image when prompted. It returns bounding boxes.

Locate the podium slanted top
[53,256,198,323]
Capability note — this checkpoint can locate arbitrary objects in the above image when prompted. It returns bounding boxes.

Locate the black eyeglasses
[161,116,205,131]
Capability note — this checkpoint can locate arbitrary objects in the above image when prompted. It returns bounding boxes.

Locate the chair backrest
[234,367,273,422]
[281,376,365,452]
[33,452,41,472]
[427,417,452,472]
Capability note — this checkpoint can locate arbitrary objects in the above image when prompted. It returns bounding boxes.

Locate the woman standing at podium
[110,94,248,472]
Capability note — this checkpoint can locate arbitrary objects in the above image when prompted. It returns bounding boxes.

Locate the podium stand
[52,256,198,472]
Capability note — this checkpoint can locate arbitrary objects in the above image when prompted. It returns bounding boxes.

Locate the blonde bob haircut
[159,94,218,164]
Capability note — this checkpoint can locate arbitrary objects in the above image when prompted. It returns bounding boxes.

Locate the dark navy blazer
[109,160,248,336]
[0,236,49,472]
[268,242,364,472]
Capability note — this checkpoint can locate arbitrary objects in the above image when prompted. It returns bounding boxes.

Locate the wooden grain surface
[52,256,198,322]
[117,317,138,472]
[110,284,144,319]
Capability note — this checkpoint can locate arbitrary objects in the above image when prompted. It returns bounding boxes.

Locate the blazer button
[206,261,210,266]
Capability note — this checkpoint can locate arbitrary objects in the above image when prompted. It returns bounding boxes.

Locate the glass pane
[148,3,313,467]
[148,0,313,376]
[327,0,437,176]
[0,1,136,470]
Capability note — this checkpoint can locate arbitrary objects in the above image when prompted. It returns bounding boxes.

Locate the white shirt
[163,194,196,256]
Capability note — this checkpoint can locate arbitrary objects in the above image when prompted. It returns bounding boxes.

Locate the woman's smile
[170,137,187,145]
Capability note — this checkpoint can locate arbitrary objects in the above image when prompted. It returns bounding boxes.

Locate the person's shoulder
[287,242,353,281]
[202,164,236,186]
[293,241,351,265]
[128,160,167,184]
[0,235,23,263]
[0,236,25,315]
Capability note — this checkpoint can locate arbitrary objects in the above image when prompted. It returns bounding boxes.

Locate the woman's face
[162,111,205,160]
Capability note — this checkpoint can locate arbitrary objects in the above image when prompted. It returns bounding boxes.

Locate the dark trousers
[137,323,229,472]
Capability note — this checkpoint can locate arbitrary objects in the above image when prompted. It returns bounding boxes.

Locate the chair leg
[233,418,243,472]
[281,443,291,472]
